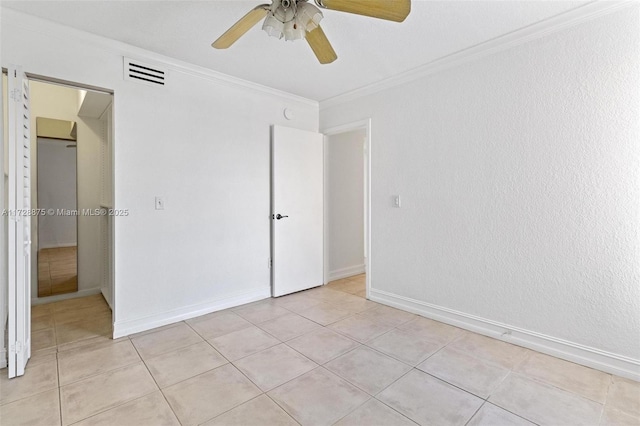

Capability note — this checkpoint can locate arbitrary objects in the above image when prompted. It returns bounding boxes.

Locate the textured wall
[321,7,640,360]
[1,9,319,331]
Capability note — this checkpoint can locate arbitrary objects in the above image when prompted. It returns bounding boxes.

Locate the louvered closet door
[7,66,32,378]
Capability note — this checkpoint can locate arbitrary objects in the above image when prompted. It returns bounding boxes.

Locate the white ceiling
[3,0,589,101]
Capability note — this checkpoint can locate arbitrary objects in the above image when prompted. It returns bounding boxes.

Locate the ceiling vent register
[123,57,167,86]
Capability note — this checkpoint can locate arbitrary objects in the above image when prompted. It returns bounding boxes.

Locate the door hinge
[268,258,272,269]
[10,88,21,102]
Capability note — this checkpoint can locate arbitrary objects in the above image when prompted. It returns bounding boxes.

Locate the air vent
[123,57,167,86]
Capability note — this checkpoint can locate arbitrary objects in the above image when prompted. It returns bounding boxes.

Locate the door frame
[322,119,372,299]
[25,74,115,311]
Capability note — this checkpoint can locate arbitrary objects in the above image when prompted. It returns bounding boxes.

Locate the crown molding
[0,7,319,108]
[320,0,637,110]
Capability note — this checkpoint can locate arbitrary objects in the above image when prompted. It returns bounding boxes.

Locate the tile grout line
[369,367,422,424]
[327,395,375,425]
[504,369,611,406]
[57,386,63,426]
[231,343,320,393]
[478,370,542,426]
[262,392,303,425]
[598,375,614,425]
[131,326,234,390]
[320,344,415,400]
[195,363,269,424]
[59,364,158,425]
[484,400,543,426]
[172,318,285,421]
[56,341,140,387]
[55,347,63,426]
[64,392,171,426]
[284,332,362,366]
[463,400,486,426]
[128,333,185,426]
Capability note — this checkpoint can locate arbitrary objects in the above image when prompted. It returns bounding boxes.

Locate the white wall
[0,8,319,336]
[321,7,640,379]
[37,138,77,248]
[29,81,103,298]
[325,129,365,280]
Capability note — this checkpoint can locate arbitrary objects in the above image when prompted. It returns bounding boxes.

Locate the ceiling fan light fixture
[283,20,306,41]
[296,2,323,32]
[263,14,285,38]
[262,0,324,41]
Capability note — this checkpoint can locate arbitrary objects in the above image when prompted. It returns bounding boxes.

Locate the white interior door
[272,125,323,297]
[7,66,31,378]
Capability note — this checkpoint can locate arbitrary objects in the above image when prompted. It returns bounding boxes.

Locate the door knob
[275,214,288,220]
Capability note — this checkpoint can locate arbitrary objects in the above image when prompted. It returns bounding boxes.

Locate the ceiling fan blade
[212,5,270,49]
[306,26,337,64]
[320,0,410,22]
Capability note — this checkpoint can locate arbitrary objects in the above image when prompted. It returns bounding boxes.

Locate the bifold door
[7,65,32,378]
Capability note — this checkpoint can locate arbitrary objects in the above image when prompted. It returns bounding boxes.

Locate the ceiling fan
[212,0,411,64]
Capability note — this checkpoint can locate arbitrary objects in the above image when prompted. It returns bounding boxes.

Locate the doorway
[323,119,372,299]
[30,80,114,354]
[29,80,113,307]
[2,69,115,377]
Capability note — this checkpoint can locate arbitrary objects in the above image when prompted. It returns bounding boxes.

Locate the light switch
[155,196,165,210]
[393,195,401,208]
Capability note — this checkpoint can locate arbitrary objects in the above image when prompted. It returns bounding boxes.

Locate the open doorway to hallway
[323,121,371,298]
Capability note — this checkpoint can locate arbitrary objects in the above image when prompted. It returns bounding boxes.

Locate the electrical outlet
[393,195,401,208]
[155,196,165,210]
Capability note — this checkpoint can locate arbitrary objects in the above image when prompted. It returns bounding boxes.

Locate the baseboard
[327,264,366,282]
[31,287,102,305]
[370,289,640,382]
[113,286,271,338]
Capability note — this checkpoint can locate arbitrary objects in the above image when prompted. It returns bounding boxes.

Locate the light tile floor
[1,273,639,425]
[30,294,113,352]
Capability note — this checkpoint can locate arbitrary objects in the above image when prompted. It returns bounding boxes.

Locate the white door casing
[7,65,32,378]
[271,125,323,297]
